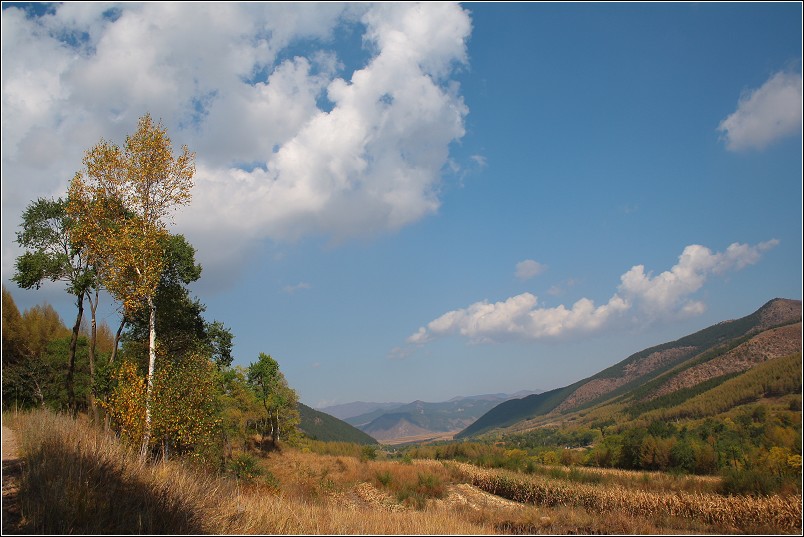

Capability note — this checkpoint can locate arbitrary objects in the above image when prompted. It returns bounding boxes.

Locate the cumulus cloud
[1,3,472,281]
[515,259,547,280]
[407,240,778,346]
[718,69,803,151]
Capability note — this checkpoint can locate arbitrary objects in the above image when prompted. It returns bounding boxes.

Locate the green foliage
[720,466,782,496]
[122,234,210,362]
[227,453,264,482]
[12,197,95,296]
[204,320,234,369]
[360,445,378,461]
[1,289,107,413]
[150,353,222,461]
[247,353,301,448]
[217,366,262,459]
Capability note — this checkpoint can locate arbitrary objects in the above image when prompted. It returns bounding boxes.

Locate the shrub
[719,467,779,496]
[228,454,263,481]
[360,445,378,461]
[376,470,393,487]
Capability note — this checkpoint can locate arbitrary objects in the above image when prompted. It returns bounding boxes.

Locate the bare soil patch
[2,424,24,534]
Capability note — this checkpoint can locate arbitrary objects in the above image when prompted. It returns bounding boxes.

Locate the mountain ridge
[456,298,802,439]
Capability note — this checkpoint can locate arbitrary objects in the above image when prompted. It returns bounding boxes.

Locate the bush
[719,467,780,496]
[376,470,393,487]
[228,454,263,481]
[360,445,377,462]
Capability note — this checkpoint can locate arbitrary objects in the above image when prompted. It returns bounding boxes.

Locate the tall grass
[6,409,488,534]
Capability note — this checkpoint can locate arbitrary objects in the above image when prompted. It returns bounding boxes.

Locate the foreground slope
[458,298,802,438]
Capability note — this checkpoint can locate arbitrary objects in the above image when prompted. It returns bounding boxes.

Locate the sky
[2,2,801,409]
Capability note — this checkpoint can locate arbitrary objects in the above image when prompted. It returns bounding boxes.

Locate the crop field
[450,461,802,534]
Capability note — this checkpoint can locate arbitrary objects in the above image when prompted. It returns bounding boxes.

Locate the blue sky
[2,2,801,409]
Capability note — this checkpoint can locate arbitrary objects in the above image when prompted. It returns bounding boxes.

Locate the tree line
[4,114,300,466]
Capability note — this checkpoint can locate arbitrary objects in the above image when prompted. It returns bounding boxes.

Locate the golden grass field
[3,409,802,535]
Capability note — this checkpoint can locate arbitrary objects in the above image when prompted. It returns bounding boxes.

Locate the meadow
[4,408,801,535]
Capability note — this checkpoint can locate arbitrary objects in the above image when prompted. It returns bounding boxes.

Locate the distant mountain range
[320,390,540,443]
[456,298,802,439]
[317,401,406,421]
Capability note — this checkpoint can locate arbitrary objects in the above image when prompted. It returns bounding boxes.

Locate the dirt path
[2,424,24,534]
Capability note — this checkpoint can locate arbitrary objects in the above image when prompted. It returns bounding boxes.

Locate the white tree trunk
[140,295,157,460]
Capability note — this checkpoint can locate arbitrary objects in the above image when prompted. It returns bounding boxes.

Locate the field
[3,409,801,535]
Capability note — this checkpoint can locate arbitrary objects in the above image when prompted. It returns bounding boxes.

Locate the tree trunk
[67,291,85,417]
[109,314,126,365]
[140,295,157,460]
[275,409,281,443]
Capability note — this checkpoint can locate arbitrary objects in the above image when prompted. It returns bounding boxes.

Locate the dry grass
[6,408,801,535]
[4,409,488,534]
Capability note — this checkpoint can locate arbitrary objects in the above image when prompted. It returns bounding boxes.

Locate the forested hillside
[298,403,377,444]
[458,298,801,438]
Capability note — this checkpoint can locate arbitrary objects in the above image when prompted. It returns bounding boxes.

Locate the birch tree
[67,113,195,459]
[247,353,300,449]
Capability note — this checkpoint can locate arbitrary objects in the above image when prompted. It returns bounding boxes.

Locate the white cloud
[1,3,472,281]
[407,240,778,345]
[515,259,547,280]
[618,240,779,319]
[718,69,803,151]
[470,155,487,168]
[283,282,312,294]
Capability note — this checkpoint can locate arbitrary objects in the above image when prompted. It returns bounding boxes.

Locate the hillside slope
[458,298,802,438]
[298,403,378,444]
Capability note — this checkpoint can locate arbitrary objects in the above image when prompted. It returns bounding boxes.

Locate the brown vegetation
[5,409,802,535]
[557,346,698,412]
[650,323,802,400]
[452,462,802,534]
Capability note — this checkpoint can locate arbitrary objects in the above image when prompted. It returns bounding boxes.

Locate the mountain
[318,401,405,421]
[347,391,540,443]
[297,403,377,444]
[457,298,802,439]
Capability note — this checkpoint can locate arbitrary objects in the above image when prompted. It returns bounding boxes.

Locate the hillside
[458,298,802,438]
[298,403,377,444]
